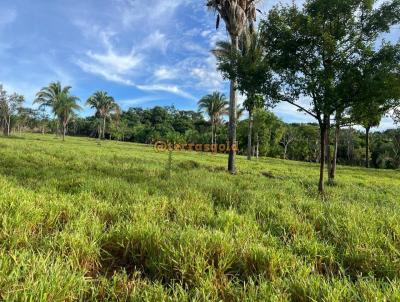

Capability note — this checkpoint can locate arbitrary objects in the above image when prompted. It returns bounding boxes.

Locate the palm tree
[86,91,121,140]
[207,0,259,173]
[214,32,267,161]
[198,92,228,145]
[34,82,81,141]
[54,94,81,141]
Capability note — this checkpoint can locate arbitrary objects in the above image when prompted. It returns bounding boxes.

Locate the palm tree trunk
[211,117,214,145]
[98,123,101,140]
[214,123,218,145]
[247,110,253,160]
[228,35,239,173]
[103,117,106,140]
[365,126,370,168]
[62,121,66,141]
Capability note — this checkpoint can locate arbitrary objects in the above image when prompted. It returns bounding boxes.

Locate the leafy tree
[0,85,24,136]
[243,95,264,160]
[207,0,259,173]
[348,44,400,168]
[280,126,296,160]
[198,92,228,145]
[86,91,121,140]
[251,108,284,158]
[394,107,400,125]
[35,82,81,141]
[260,0,400,193]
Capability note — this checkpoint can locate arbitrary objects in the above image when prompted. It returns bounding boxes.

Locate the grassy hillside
[1,134,400,301]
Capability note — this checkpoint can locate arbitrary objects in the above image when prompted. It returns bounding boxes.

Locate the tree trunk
[228,35,239,174]
[247,110,252,160]
[330,123,340,182]
[256,133,259,160]
[7,116,11,136]
[284,144,288,160]
[211,117,214,145]
[214,123,218,146]
[102,117,106,140]
[365,126,370,168]
[62,122,66,141]
[318,120,327,194]
[325,118,332,182]
[3,119,7,136]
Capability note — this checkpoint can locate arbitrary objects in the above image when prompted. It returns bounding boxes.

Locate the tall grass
[0,134,400,301]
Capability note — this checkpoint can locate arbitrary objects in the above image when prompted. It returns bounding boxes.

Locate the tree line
[1,82,399,170]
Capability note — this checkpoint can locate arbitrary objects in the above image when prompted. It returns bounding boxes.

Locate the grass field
[1,134,400,301]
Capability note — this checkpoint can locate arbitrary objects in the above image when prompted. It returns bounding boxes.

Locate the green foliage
[86,91,120,140]
[213,32,271,104]
[34,82,81,140]
[1,134,400,300]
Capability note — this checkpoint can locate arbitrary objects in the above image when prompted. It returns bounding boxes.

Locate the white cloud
[85,49,142,75]
[119,96,160,107]
[189,54,224,91]
[140,30,170,54]
[115,0,189,28]
[76,59,135,86]
[154,67,179,81]
[136,84,196,100]
[75,26,143,85]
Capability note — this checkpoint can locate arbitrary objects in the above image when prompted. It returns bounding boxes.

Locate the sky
[0,0,399,130]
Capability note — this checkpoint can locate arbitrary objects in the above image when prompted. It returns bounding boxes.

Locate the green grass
[1,134,400,301]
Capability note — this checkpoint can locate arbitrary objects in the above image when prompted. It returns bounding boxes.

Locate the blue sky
[0,0,399,130]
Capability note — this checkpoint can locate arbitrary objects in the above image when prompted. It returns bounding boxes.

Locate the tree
[251,108,285,158]
[198,92,228,145]
[349,44,400,168]
[281,126,296,160]
[207,0,260,173]
[0,86,24,136]
[86,91,120,139]
[213,32,270,160]
[243,94,264,160]
[35,82,81,141]
[86,91,121,140]
[260,0,400,193]
[53,93,81,141]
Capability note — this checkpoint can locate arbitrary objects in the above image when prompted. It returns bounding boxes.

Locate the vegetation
[0,85,24,136]
[259,0,400,192]
[86,91,121,140]
[0,0,400,298]
[0,133,400,301]
[207,0,259,173]
[197,92,228,145]
[34,82,81,141]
